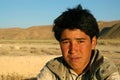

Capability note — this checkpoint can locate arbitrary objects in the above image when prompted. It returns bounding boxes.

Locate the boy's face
[60,29,97,74]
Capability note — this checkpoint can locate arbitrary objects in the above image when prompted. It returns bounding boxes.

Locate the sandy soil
[0,55,60,78]
[0,43,119,79]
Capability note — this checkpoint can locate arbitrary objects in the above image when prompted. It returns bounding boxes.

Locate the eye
[78,40,85,43]
[61,40,69,44]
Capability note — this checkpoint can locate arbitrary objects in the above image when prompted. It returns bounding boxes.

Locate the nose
[69,41,78,54]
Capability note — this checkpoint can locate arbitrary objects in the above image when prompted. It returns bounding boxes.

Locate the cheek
[86,41,93,49]
[60,44,69,55]
[80,43,92,57]
[81,44,92,58]
[80,43,91,51]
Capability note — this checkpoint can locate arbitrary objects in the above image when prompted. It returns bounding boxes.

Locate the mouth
[70,56,81,62]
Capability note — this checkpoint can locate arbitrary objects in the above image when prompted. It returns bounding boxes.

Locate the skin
[60,29,97,75]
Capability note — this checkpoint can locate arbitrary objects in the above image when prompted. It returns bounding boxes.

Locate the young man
[37,4,120,80]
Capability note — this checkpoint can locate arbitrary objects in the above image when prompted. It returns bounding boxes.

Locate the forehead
[61,29,89,39]
[62,29,86,35]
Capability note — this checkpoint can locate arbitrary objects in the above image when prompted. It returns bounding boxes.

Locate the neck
[74,61,90,75]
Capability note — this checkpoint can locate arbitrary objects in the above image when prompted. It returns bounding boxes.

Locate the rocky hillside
[98,20,120,31]
[0,20,120,40]
[99,23,120,39]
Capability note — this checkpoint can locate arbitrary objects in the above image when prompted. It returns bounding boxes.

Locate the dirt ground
[0,42,119,79]
[0,55,60,78]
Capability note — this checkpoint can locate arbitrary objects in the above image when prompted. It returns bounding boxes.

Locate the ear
[91,36,97,50]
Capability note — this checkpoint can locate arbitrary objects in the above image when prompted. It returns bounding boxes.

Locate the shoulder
[37,56,64,80]
[101,56,118,73]
[37,66,56,80]
[92,50,120,79]
[46,56,69,79]
[46,56,67,72]
[46,56,64,68]
[98,56,119,79]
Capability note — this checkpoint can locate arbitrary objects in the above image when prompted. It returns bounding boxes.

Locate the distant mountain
[99,23,120,39]
[14,26,54,39]
[0,25,54,40]
[98,20,120,31]
[0,20,120,40]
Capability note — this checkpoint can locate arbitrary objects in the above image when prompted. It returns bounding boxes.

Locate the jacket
[37,49,120,80]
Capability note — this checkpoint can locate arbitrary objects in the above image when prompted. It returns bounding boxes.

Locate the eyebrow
[60,38,69,42]
[76,38,86,40]
[60,38,86,42]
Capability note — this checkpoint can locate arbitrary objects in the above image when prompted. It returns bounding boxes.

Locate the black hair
[53,4,99,41]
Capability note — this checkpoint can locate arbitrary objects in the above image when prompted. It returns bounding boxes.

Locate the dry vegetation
[0,39,61,80]
[0,20,120,79]
[0,39,119,80]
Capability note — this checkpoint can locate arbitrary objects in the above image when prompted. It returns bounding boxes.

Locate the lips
[70,56,81,62]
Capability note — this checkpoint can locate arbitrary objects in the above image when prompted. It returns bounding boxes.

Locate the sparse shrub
[20,46,28,51]
[0,48,9,56]
[30,47,38,54]
[0,73,24,80]
[116,64,120,74]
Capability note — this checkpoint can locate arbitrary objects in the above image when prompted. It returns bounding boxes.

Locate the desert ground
[0,39,120,80]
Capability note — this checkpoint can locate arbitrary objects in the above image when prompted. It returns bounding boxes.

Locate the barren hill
[0,25,54,40]
[99,23,120,39]
[0,20,120,40]
[98,20,120,31]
